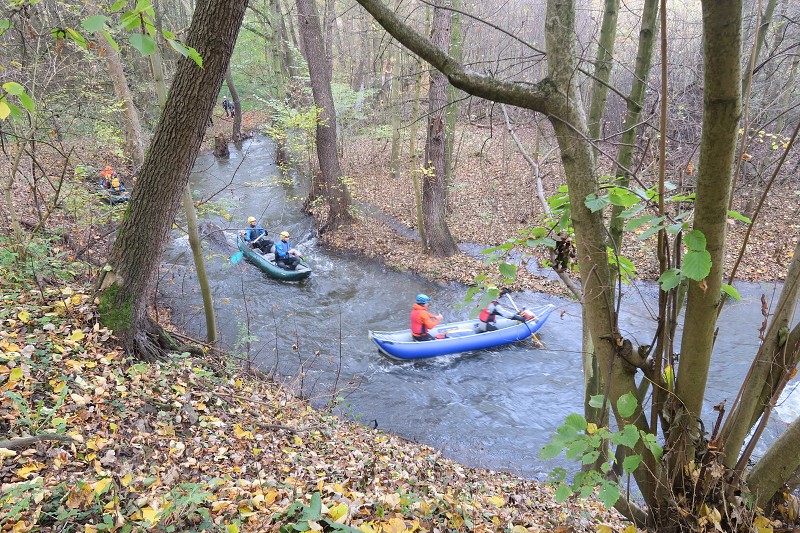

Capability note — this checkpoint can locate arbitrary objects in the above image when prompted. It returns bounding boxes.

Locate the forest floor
[0,282,627,532]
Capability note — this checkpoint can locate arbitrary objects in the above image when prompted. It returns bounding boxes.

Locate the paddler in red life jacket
[477,288,525,332]
[410,293,443,341]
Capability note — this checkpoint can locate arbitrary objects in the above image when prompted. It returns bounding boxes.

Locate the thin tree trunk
[444,0,461,186]
[389,49,401,180]
[586,0,619,148]
[719,237,800,465]
[99,35,145,169]
[671,0,742,465]
[422,0,457,257]
[296,0,353,231]
[225,66,242,142]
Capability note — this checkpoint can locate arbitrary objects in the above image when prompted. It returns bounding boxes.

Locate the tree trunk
[296,0,353,232]
[586,0,619,148]
[719,237,800,465]
[444,0,462,186]
[672,0,742,447]
[100,0,247,359]
[99,35,145,169]
[225,66,242,142]
[389,49,401,180]
[422,0,458,257]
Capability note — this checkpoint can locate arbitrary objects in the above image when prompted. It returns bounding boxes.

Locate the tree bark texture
[296,0,353,231]
[104,0,248,357]
[422,0,458,257]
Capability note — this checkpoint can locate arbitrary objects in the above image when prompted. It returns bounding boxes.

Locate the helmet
[416,294,430,305]
[247,217,256,224]
[280,231,289,238]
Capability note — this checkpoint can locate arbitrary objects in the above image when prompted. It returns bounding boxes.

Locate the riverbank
[319,124,798,297]
[0,279,627,531]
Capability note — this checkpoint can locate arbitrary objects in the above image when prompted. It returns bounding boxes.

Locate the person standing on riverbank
[410,294,442,341]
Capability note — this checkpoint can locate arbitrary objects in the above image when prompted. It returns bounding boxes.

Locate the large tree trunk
[296,0,353,232]
[422,0,458,257]
[99,0,247,359]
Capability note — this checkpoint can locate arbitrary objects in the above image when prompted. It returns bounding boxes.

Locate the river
[159,135,799,481]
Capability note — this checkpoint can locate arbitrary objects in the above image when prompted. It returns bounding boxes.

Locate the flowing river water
[159,135,799,481]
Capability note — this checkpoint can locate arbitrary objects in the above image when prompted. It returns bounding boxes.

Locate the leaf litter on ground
[0,282,628,532]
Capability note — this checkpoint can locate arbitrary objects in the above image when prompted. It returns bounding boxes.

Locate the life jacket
[111,177,121,190]
[410,306,428,336]
[478,301,499,324]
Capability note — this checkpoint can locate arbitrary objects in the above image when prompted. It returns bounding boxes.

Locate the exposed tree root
[127,316,204,361]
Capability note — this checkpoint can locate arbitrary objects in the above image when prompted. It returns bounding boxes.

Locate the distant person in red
[410,294,442,341]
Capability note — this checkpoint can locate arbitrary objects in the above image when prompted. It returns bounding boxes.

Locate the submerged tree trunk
[422,0,458,257]
[100,0,246,358]
[296,0,353,232]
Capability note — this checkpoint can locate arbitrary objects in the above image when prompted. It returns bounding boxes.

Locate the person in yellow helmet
[99,165,126,192]
[241,216,273,254]
[274,231,301,270]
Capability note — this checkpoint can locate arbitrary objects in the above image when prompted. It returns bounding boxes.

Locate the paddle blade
[230,251,244,264]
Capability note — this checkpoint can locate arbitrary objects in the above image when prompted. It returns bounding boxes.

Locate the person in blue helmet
[410,294,443,341]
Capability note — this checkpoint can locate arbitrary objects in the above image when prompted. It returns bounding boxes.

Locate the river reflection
[160,135,799,480]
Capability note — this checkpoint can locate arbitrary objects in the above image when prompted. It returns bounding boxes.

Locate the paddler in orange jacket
[410,294,443,341]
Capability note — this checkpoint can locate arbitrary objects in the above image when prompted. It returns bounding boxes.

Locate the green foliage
[261,98,321,166]
[0,236,83,289]
[542,394,663,508]
[277,492,361,533]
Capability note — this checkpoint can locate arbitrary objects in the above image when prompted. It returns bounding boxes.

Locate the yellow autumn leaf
[17,310,31,323]
[9,367,23,382]
[0,448,17,458]
[623,526,638,533]
[238,503,256,517]
[293,435,303,446]
[16,461,46,478]
[93,478,113,495]
[233,424,253,439]
[511,526,530,533]
[51,380,67,393]
[327,503,349,522]
[3,342,21,353]
[487,495,505,507]
[586,422,598,434]
[120,474,132,487]
[0,100,11,120]
[226,524,240,533]
[71,294,82,305]
[84,525,98,533]
[140,506,159,524]
[753,515,772,533]
[383,517,409,533]
[69,330,85,342]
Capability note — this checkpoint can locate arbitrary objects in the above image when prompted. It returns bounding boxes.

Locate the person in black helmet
[477,288,525,332]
